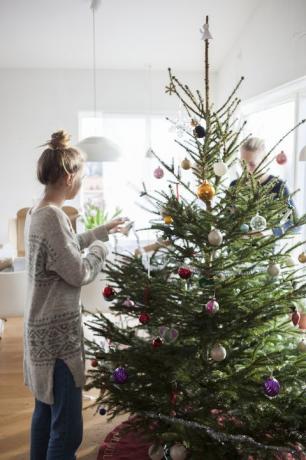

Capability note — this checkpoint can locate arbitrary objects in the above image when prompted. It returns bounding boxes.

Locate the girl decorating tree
[24,130,125,460]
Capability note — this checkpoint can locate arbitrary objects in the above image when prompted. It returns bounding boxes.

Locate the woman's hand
[105,217,128,234]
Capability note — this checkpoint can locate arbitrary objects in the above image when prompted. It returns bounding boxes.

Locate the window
[79,112,182,244]
[239,78,306,219]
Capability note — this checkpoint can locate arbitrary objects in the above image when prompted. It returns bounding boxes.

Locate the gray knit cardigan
[24,205,108,404]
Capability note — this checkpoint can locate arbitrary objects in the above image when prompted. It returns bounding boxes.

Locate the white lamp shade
[299,145,306,161]
[77,136,121,162]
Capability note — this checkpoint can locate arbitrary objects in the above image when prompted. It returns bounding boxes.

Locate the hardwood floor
[0,318,126,460]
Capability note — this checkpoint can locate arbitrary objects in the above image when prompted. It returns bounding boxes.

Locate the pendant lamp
[77,0,121,161]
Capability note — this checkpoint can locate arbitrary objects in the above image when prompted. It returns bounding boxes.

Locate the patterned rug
[97,419,151,460]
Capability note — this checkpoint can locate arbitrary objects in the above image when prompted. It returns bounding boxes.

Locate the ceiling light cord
[92,5,97,118]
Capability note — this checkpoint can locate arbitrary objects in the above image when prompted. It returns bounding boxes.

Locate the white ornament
[148,444,164,460]
[213,161,228,177]
[250,213,266,232]
[169,443,188,460]
[285,255,295,267]
[267,263,281,277]
[211,344,227,362]
[208,229,223,246]
[297,339,306,353]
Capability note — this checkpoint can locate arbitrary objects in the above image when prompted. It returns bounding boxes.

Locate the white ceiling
[0,0,261,71]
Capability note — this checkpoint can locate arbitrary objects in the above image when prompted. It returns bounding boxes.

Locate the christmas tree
[85,17,306,460]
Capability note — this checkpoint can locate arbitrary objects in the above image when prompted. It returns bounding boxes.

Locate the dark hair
[37,130,85,185]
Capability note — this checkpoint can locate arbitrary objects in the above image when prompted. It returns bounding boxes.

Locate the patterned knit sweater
[24,205,109,404]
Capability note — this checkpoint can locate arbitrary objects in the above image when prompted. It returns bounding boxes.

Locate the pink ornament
[205,298,219,314]
[292,310,301,326]
[154,166,164,179]
[122,297,135,308]
[276,150,287,165]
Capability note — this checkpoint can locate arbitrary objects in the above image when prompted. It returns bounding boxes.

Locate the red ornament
[152,337,163,348]
[276,150,287,165]
[292,310,301,326]
[103,285,115,301]
[91,359,98,367]
[170,391,177,405]
[178,266,192,279]
[139,312,150,324]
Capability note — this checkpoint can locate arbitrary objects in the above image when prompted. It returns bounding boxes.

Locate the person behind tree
[230,137,297,236]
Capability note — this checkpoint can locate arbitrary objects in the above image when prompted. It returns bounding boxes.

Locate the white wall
[215,0,306,105]
[0,68,207,244]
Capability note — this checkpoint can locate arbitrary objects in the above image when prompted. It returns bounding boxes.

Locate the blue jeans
[30,359,83,460]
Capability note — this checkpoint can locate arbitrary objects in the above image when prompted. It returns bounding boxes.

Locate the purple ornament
[122,297,135,308]
[113,367,128,384]
[154,166,164,179]
[99,407,107,416]
[205,298,219,314]
[263,377,280,397]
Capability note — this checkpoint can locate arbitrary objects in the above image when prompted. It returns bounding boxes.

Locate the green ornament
[240,223,249,233]
[199,277,214,287]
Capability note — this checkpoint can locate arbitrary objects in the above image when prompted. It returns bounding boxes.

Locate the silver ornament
[297,339,306,352]
[148,444,165,460]
[250,213,266,232]
[267,263,281,277]
[169,443,188,460]
[213,161,228,177]
[211,344,227,362]
[208,229,223,246]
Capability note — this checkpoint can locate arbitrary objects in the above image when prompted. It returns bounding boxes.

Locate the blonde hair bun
[48,130,71,150]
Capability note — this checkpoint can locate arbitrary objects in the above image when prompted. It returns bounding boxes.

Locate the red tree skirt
[97,419,151,460]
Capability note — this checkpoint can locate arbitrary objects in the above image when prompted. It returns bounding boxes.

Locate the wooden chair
[15,206,79,256]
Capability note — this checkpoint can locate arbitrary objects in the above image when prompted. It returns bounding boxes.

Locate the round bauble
[163,215,173,225]
[267,263,281,277]
[181,158,191,170]
[113,367,128,384]
[298,252,306,263]
[205,298,219,314]
[154,167,164,179]
[178,266,192,279]
[297,339,306,352]
[208,229,223,246]
[152,337,163,348]
[276,150,287,165]
[103,286,116,301]
[199,276,214,287]
[263,377,280,397]
[169,443,188,460]
[250,213,266,232]
[197,180,215,201]
[122,297,135,308]
[213,161,228,177]
[240,223,249,233]
[148,445,165,460]
[193,125,206,138]
[285,255,295,267]
[139,312,150,325]
[211,344,227,362]
[292,310,301,326]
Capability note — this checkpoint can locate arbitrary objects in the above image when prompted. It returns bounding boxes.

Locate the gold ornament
[181,158,191,170]
[164,215,173,225]
[298,252,306,263]
[197,180,215,201]
[191,118,198,127]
